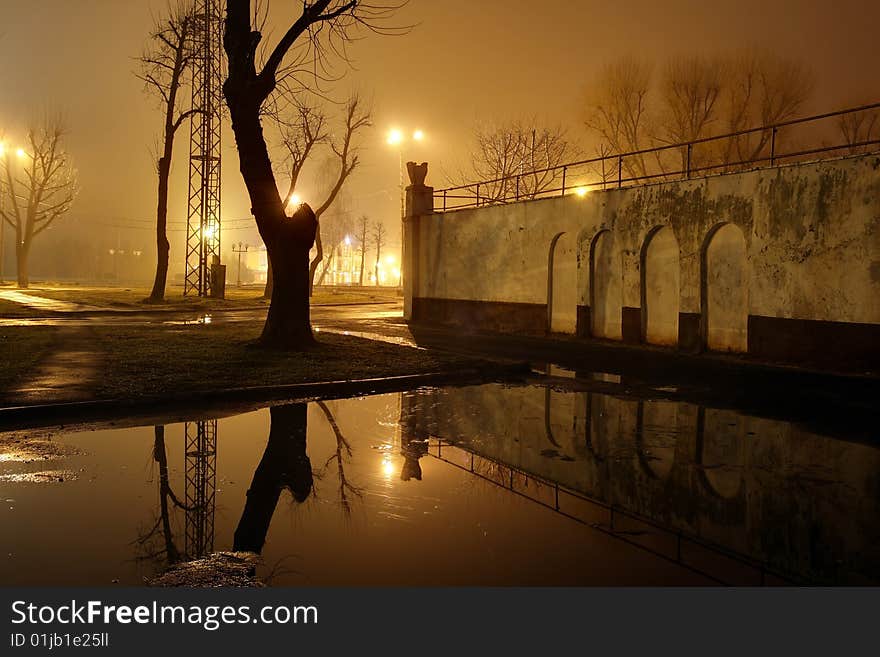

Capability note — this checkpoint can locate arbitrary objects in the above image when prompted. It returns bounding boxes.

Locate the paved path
[0,289,101,313]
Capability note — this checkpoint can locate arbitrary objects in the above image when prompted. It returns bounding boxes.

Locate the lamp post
[386,128,424,290]
[232,242,249,287]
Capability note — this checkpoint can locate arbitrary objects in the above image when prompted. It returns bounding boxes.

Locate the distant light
[0,143,5,157]
[384,254,396,265]
[108,249,115,255]
[15,148,26,159]
[412,129,424,141]
[287,193,302,209]
[386,129,403,146]
[203,225,217,241]
[574,186,590,198]
[344,235,352,246]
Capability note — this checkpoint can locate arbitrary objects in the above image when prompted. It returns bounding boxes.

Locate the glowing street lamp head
[203,225,218,241]
[386,129,403,146]
[412,129,424,142]
[574,186,590,198]
[287,193,302,208]
[15,147,26,160]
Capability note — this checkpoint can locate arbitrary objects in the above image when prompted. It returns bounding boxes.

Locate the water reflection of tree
[134,426,185,567]
[233,404,314,554]
[316,401,363,515]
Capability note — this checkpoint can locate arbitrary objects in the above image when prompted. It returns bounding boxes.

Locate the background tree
[837,104,880,154]
[356,213,368,285]
[0,116,77,288]
[655,55,723,172]
[715,51,813,166]
[223,0,400,348]
[372,220,385,286]
[583,56,653,180]
[274,93,371,295]
[581,52,813,180]
[468,120,577,202]
[137,2,197,302]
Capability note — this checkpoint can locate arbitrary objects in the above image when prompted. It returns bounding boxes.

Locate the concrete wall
[407,153,880,371]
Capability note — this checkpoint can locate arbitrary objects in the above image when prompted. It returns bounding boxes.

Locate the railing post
[686,143,693,179]
[475,183,480,208]
[770,127,778,166]
[443,189,447,212]
[561,166,567,196]
[515,175,520,201]
[617,156,623,188]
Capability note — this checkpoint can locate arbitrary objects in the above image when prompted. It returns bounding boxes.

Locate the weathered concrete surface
[407,153,880,370]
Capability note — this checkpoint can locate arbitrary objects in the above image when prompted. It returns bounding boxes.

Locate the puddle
[0,383,877,586]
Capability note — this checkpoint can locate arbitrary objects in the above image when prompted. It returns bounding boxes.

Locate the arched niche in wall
[641,225,681,346]
[589,230,623,340]
[702,222,749,353]
[548,232,577,334]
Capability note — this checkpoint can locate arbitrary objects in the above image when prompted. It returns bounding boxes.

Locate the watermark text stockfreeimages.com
[10,599,318,632]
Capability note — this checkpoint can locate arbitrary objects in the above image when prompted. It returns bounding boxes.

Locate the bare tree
[583,57,653,180]
[223,0,401,348]
[0,116,77,288]
[356,213,368,285]
[372,220,385,286]
[304,94,371,294]
[468,120,578,203]
[137,2,197,302]
[716,52,813,166]
[655,55,723,172]
[837,103,879,155]
[312,190,355,287]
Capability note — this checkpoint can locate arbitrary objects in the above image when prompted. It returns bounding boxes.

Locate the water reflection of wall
[402,384,880,584]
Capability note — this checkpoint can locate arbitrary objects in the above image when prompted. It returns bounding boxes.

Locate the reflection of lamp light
[381,455,394,478]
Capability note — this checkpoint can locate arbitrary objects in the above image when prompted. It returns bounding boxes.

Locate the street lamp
[232,242,249,287]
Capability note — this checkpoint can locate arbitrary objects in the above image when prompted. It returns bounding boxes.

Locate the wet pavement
[1,379,877,586]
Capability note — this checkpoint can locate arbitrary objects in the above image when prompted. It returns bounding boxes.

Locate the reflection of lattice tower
[184,0,224,296]
[184,420,217,559]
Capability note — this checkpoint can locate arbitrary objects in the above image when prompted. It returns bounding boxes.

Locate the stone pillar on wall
[403,161,433,320]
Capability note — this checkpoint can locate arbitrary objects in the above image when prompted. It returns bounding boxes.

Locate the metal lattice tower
[184,0,224,296]
[184,420,218,559]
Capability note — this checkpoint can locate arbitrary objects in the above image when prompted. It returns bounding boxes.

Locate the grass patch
[0,327,57,395]
[0,322,487,404]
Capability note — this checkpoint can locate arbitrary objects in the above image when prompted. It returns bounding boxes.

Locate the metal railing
[434,102,880,212]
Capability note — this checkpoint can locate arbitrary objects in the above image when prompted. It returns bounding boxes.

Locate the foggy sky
[1,0,878,268]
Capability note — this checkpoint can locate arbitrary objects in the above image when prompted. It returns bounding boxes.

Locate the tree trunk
[148,155,172,302]
[226,95,316,348]
[374,246,381,286]
[307,224,324,296]
[263,259,273,299]
[359,247,365,286]
[16,241,29,289]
